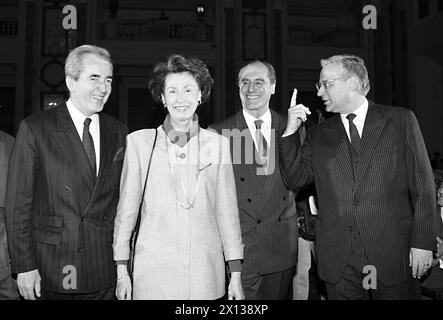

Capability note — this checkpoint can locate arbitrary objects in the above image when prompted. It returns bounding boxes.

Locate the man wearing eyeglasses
[279,54,436,299]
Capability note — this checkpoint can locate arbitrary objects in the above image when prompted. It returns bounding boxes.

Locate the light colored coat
[113,127,243,300]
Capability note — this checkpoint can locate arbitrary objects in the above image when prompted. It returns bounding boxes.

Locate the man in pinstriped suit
[280,54,436,299]
[210,60,298,300]
[0,130,19,299]
[5,45,127,300]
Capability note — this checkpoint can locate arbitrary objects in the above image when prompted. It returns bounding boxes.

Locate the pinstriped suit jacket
[5,103,127,293]
[280,102,436,286]
[0,130,16,288]
[210,110,298,275]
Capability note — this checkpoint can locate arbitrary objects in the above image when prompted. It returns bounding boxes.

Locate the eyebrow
[88,74,113,80]
[240,77,265,82]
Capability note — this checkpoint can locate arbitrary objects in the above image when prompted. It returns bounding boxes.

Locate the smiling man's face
[238,62,275,118]
[66,53,113,117]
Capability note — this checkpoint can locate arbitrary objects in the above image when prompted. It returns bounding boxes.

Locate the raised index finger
[290,88,297,108]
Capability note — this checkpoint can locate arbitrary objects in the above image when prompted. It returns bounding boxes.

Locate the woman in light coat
[113,54,244,300]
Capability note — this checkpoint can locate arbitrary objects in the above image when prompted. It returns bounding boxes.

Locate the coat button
[247,198,251,203]
[81,217,85,222]
[283,196,286,201]
[257,219,262,224]
[240,177,245,182]
[65,185,71,191]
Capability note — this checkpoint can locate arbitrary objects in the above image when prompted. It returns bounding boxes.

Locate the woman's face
[162,72,202,124]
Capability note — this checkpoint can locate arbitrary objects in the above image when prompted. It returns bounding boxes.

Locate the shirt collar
[66,98,99,126]
[242,108,271,130]
[340,98,368,123]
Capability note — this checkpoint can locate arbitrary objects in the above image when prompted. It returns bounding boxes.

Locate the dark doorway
[0,87,15,136]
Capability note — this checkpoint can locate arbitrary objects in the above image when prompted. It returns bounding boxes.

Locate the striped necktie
[254,119,268,158]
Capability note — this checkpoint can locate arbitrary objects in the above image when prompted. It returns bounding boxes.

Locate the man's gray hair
[238,60,277,85]
[65,44,113,80]
[320,54,370,96]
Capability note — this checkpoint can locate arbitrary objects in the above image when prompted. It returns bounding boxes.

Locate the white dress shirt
[243,108,272,153]
[340,98,369,141]
[66,99,100,175]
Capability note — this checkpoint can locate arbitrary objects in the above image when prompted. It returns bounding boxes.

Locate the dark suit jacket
[210,110,298,275]
[0,130,18,298]
[5,103,127,293]
[280,101,436,286]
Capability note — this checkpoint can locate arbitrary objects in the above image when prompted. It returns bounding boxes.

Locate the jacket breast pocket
[33,229,61,245]
[373,147,400,159]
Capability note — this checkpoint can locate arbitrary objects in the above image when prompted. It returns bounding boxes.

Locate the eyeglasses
[315,76,349,91]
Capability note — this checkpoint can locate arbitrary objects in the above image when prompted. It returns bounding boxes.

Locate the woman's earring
[198,100,201,106]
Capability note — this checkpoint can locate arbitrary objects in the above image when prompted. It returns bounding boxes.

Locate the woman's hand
[116,275,132,300]
[115,264,132,300]
[227,272,244,300]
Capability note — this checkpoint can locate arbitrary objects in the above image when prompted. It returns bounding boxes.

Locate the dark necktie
[346,113,360,156]
[254,119,268,158]
[82,118,96,176]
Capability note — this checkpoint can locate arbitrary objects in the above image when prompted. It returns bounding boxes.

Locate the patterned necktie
[82,118,96,176]
[346,113,360,155]
[254,119,268,158]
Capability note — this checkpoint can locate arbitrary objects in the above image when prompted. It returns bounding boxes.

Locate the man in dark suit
[0,129,19,299]
[280,54,436,299]
[6,45,127,300]
[210,61,298,299]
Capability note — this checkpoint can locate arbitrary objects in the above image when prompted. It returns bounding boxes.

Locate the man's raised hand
[285,88,311,135]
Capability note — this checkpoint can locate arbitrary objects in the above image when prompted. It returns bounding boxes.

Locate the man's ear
[66,76,74,93]
[348,77,359,92]
[271,83,276,95]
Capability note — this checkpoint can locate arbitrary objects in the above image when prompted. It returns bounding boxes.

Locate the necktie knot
[254,119,263,129]
[346,113,356,122]
[84,118,92,127]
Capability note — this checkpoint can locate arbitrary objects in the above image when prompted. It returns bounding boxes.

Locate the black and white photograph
[0,0,442,316]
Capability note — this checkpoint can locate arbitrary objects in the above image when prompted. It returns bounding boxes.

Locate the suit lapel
[255,110,281,211]
[354,102,387,189]
[233,111,260,187]
[0,136,5,178]
[324,115,355,185]
[50,104,95,192]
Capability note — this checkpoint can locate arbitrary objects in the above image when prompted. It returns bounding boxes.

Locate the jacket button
[65,185,71,191]
[353,200,359,206]
[240,177,245,182]
[348,226,353,231]
[283,196,286,201]
[103,215,108,220]
[247,198,251,203]
[81,217,85,222]
[257,219,262,224]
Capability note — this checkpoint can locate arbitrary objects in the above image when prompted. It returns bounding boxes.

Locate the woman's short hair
[148,54,214,104]
[65,45,112,80]
[320,54,370,96]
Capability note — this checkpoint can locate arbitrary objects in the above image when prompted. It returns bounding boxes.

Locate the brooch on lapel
[113,147,125,162]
